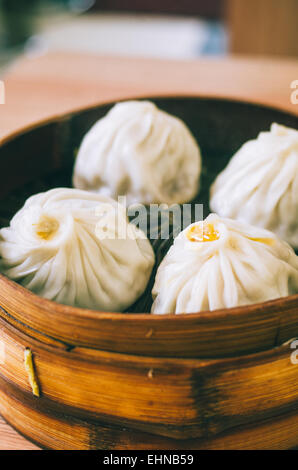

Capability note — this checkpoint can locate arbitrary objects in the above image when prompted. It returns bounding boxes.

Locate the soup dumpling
[210,123,298,249]
[151,214,298,314]
[73,100,201,206]
[0,188,155,311]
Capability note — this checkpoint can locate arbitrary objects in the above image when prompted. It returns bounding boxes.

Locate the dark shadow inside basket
[0,97,297,313]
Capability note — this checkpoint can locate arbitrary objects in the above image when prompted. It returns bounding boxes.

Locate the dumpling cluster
[210,124,298,249]
[0,188,155,311]
[1,99,297,315]
[73,100,201,206]
[151,214,298,314]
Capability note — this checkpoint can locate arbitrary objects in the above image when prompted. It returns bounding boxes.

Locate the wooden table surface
[0,52,297,450]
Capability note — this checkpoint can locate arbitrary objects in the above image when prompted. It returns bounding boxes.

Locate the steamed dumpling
[0,188,155,311]
[151,214,298,314]
[73,100,201,205]
[210,123,298,249]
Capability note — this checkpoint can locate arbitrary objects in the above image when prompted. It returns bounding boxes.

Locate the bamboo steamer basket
[0,97,297,450]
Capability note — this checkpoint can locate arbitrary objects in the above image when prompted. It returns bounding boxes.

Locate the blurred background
[0,0,297,70]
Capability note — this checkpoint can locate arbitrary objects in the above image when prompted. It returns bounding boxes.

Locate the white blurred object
[24,35,49,58]
[32,13,224,59]
[68,0,95,14]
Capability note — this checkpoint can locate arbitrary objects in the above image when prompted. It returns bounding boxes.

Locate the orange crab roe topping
[248,237,275,246]
[187,222,220,243]
[35,215,60,241]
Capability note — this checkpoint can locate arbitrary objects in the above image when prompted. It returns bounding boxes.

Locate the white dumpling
[73,100,201,205]
[151,214,298,314]
[0,188,155,311]
[210,123,298,249]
